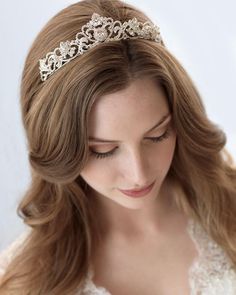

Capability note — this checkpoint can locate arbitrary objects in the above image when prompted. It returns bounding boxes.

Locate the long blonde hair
[1,0,236,293]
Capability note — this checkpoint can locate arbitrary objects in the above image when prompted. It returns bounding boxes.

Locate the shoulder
[0,229,31,277]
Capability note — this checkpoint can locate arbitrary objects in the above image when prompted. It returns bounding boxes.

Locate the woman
[0,0,236,294]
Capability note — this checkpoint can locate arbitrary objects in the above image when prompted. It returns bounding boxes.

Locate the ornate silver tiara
[39,13,162,81]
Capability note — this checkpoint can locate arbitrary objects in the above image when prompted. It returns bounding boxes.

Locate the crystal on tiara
[39,13,162,81]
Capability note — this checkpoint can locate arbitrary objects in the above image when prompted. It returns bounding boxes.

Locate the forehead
[88,78,169,135]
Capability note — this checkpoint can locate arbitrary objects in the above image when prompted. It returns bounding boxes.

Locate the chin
[120,201,146,210]
[113,190,159,210]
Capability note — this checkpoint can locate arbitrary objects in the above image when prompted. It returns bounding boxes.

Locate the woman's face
[80,78,177,210]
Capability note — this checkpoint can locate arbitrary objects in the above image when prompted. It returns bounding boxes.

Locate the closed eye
[89,129,171,160]
[146,129,170,143]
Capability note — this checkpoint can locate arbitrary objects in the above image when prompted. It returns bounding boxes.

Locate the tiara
[39,13,162,81]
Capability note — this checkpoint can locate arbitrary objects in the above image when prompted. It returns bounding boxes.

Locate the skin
[80,77,178,239]
[79,78,197,294]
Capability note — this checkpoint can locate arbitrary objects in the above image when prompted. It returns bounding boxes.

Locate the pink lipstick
[118,181,155,198]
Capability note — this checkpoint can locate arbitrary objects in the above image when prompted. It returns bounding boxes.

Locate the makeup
[118,181,155,198]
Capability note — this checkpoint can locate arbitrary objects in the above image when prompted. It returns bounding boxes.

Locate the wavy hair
[0,0,236,293]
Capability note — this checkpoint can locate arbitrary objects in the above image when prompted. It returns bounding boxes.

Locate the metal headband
[39,13,162,81]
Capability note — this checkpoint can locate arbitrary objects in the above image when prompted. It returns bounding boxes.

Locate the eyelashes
[89,128,171,160]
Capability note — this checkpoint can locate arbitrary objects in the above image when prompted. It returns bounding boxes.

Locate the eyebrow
[88,113,171,143]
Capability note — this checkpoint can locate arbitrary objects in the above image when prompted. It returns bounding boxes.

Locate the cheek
[152,133,177,171]
[80,159,114,188]
[164,133,176,160]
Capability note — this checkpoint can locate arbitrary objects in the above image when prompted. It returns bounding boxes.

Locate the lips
[118,181,155,198]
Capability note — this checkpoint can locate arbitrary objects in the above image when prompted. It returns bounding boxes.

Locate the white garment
[1,219,236,294]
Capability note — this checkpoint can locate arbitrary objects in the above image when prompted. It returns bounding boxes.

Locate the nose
[123,147,150,188]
